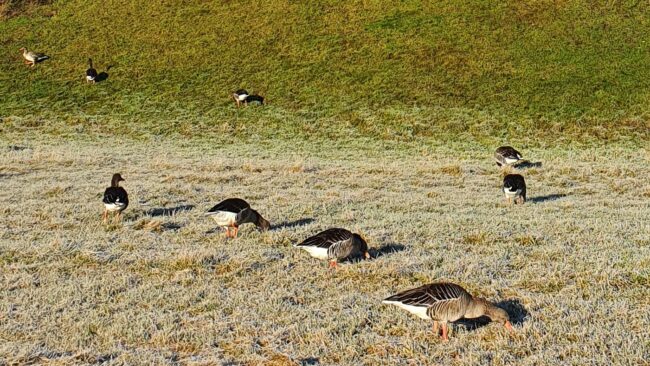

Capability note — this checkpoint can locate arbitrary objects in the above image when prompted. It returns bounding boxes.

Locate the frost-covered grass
[1,138,648,365]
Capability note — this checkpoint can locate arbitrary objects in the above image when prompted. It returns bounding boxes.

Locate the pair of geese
[101,150,523,340]
[20,48,102,84]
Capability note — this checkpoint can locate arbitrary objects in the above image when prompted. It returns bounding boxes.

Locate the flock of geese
[22,46,528,341]
[101,146,528,340]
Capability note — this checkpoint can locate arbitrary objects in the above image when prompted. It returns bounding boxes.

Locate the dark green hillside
[1,1,649,143]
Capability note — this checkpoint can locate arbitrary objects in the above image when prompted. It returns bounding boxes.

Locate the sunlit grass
[0,138,648,364]
[1,1,649,143]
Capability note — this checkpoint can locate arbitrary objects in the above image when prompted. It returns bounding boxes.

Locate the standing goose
[102,173,129,223]
[503,174,526,204]
[19,47,50,67]
[205,198,270,238]
[295,228,371,268]
[232,89,249,107]
[383,282,514,341]
[494,146,523,167]
[86,58,98,84]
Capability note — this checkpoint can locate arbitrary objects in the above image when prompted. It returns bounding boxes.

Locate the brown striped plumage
[494,146,523,167]
[295,228,370,268]
[383,282,513,340]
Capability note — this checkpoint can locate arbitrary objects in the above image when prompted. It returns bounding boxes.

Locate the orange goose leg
[441,323,449,341]
[232,226,239,238]
[328,260,337,269]
[432,321,439,336]
[102,209,108,223]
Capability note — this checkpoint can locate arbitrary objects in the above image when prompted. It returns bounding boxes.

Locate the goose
[232,89,249,107]
[19,47,49,67]
[86,58,98,83]
[383,282,514,341]
[205,198,270,238]
[244,94,264,106]
[503,174,526,204]
[102,173,129,223]
[494,146,522,167]
[295,228,371,268]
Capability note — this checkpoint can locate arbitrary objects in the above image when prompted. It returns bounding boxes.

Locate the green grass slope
[1,1,649,143]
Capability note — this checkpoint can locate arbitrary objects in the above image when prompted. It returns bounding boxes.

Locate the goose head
[353,233,371,259]
[254,211,270,231]
[111,173,125,187]
[480,298,514,332]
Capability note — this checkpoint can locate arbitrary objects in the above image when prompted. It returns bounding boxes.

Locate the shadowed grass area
[1,1,649,143]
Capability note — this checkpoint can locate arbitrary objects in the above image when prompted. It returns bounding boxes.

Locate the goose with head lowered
[295,228,371,268]
[383,282,514,341]
[232,89,249,107]
[205,198,270,238]
[494,146,523,167]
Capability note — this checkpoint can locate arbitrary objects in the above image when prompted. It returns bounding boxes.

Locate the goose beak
[364,252,371,259]
[504,321,514,332]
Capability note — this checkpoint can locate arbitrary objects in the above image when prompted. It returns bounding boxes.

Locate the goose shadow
[530,193,566,203]
[7,145,30,151]
[341,243,407,264]
[147,204,195,217]
[161,222,183,231]
[514,160,542,169]
[456,298,529,331]
[271,218,315,230]
[369,243,406,259]
[95,65,113,82]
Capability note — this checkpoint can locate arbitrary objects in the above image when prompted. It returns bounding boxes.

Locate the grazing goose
[20,47,50,67]
[503,174,526,204]
[244,94,264,106]
[494,146,523,167]
[295,228,371,268]
[232,89,249,107]
[383,282,514,341]
[102,173,129,223]
[86,58,98,83]
[205,198,270,238]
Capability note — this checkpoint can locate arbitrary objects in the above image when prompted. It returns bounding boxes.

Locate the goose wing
[296,228,352,249]
[207,198,250,214]
[383,283,470,307]
[495,146,522,163]
[503,174,526,190]
[103,187,129,206]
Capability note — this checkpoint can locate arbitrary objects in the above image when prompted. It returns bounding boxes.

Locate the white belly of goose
[504,188,518,198]
[383,301,431,320]
[300,246,329,260]
[504,157,520,164]
[87,75,95,81]
[208,211,237,227]
[104,202,126,212]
